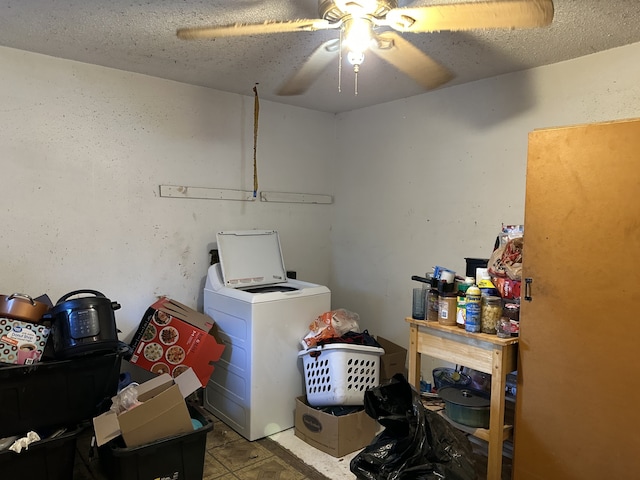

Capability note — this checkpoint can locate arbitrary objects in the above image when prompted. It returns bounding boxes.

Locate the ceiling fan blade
[277,39,341,96]
[369,31,454,90]
[386,0,554,33]
[177,19,337,40]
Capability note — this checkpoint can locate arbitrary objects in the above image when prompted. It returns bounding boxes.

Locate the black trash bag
[350,374,478,480]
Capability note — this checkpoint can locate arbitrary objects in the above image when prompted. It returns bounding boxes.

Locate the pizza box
[128,297,225,386]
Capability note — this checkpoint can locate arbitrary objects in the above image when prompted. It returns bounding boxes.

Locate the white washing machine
[203,230,331,441]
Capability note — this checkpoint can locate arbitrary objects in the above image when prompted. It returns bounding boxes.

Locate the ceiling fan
[177,0,554,96]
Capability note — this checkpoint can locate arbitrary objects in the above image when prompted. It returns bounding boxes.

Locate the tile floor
[69,394,510,479]
[73,415,332,480]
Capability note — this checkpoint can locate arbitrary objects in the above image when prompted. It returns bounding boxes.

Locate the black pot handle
[55,289,107,305]
[411,275,431,284]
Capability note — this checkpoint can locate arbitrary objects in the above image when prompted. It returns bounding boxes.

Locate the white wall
[3,40,640,373]
[0,46,335,341]
[331,42,640,376]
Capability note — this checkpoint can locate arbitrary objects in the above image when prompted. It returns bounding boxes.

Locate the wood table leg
[407,323,421,390]
[487,347,509,479]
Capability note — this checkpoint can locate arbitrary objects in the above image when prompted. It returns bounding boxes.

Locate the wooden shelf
[436,410,513,443]
[406,318,519,346]
[468,435,514,460]
[406,317,518,480]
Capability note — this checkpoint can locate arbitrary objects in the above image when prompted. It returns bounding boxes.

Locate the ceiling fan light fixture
[344,17,374,55]
[347,50,365,66]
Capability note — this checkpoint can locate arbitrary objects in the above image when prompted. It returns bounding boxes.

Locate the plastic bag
[303,309,360,347]
[315,329,382,348]
[110,383,142,414]
[497,224,524,247]
[9,431,40,453]
[488,236,523,280]
[350,374,477,480]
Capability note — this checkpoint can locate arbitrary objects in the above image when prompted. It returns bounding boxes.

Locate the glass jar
[426,289,440,321]
[481,295,502,334]
[502,301,520,321]
[503,301,521,337]
[497,316,512,338]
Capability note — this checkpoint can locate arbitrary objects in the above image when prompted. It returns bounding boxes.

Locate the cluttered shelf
[411,324,516,443]
[407,319,519,346]
[436,409,512,443]
[421,395,514,452]
[406,317,518,480]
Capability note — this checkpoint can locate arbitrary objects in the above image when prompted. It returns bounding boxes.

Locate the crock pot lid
[217,230,287,289]
[438,387,490,407]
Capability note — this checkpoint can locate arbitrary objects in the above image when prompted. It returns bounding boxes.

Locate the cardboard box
[129,297,225,386]
[0,318,50,365]
[93,367,201,448]
[294,396,378,458]
[377,336,408,382]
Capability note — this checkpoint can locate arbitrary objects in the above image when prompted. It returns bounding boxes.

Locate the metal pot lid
[438,387,490,408]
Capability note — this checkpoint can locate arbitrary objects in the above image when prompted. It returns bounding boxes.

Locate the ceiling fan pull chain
[354,66,359,96]
[338,29,343,93]
[253,83,259,198]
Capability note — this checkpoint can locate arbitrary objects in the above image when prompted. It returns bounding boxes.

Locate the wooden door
[513,118,640,479]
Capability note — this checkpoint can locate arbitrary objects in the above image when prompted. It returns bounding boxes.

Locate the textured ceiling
[0,0,639,113]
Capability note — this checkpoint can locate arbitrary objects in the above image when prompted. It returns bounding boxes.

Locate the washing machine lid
[217,230,287,288]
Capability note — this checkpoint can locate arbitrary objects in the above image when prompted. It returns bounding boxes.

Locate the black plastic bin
[99,403,214,480]
[0,424,84,480]
[0,351,122,437]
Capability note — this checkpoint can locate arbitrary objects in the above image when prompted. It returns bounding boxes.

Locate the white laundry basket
[298,343,385,407]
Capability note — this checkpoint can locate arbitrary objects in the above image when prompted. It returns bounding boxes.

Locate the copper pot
[0,293,51,323]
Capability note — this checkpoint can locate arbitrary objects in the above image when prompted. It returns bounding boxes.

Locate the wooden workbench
[406,318,518,480]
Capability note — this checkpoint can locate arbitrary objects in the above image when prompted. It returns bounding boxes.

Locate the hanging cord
[253,83,260,198]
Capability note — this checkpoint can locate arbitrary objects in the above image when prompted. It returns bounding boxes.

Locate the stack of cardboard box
[294,336,407,457]
[92,297,225,480]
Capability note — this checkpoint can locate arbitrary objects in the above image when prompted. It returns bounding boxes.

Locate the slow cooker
[46,289,120,358]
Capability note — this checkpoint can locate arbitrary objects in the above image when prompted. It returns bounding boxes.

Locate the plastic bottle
[477,269,498,297]
[438,291,458,326]
[456,277,475,329]
[465,284,482,333]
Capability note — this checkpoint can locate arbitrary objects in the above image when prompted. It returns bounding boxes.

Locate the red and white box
[129,297,224,386]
